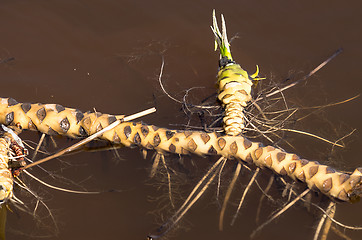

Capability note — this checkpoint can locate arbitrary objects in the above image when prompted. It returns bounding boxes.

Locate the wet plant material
[0,34,358,240]
[148,13,360,240]
[0,105,158,239]
[0,76,360,240]
[0,127,59,239]
[0,42,358,240]
[0,10,360,240]
[176,48,351,150]
[2,133,103,239]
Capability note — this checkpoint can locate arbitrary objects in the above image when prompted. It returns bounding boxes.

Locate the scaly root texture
[0,97,361,202]
[0,136,13,203]
[212,11,263,136]
[0,97,124,139]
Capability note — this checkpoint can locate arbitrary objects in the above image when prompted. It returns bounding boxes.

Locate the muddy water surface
[0,1,361,239]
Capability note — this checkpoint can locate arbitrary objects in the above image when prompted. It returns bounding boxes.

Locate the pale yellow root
[219,162,242,230]
[231,167,260,225]
[320,202,336,240]
[313,201,335,240]
[255,175,274,224]
[251,189,310,239]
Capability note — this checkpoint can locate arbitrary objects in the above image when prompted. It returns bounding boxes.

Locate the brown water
[0,0,361,239]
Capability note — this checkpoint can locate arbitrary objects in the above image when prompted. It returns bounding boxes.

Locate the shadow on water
[0,0,361,239]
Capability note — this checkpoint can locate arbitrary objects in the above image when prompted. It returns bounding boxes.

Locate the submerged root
[32,133,46,161]
[255,175,275,224]
[174,50,353,157]
[148,156,226,239]
[256,48,343,101]
[310,202,362,231]
[251,188,311,239]
[150,153,162,178]
[219,162,242,230]
[159,154,175,209]
[276,179,362,240]
[22,170,101,195]
[11,178,60,238]
[330,225,352,240]
[231,167,259,226]
[320,201,336,240]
